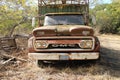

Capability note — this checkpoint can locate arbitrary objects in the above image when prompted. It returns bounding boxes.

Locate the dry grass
[0,34,120,80]
[1,60,120,80]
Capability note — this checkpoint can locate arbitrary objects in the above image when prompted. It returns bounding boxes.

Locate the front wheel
[37,60,45,68]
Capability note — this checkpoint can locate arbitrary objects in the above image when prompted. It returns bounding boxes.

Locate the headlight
[35,41,48,49]
[82,31,90,35]
[79,40,93,49]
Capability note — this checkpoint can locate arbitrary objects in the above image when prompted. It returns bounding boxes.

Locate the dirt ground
[0,34,120,80]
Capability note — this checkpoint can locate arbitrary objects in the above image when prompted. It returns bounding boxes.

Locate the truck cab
[28,0,100,63]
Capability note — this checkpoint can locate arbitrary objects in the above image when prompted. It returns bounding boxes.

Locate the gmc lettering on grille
[51,44,76,48]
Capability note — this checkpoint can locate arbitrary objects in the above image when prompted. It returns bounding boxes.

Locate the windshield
[44,14,85,26]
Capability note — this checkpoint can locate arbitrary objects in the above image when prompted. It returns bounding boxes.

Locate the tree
[0,0,37,36]
[92,2,120,34]
[112,0,120,3]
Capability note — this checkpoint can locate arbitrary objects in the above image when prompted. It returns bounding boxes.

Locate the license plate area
[59,55,69,60]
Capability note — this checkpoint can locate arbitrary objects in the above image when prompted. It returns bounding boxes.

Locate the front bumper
[28,52,99,60]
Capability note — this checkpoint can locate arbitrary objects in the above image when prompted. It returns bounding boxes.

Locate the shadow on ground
[100,47,120,71]
[38,46,120,78]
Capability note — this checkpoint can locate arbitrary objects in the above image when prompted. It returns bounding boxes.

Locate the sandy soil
[0,34,120,80]
[99,34,120,70]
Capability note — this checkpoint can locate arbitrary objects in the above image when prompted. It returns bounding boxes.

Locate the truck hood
[33,25,94,37]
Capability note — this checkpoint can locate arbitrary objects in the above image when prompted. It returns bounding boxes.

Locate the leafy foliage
[92,1,120,34]
[0,0,120,35]
[0,0,37,36]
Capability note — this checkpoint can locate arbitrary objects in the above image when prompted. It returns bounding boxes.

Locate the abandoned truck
[28,0,100,64]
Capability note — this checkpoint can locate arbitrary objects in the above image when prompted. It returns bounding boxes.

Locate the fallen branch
[0,50,28,70]
[0,57,15,70]
[2,57,15,65]
[3,54,27,62]
[1,52,28,62]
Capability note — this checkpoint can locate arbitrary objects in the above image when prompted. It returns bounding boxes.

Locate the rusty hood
[33,25,94,37]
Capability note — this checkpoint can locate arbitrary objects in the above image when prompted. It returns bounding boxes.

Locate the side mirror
[32,17,36,27]
[91,15,96,25]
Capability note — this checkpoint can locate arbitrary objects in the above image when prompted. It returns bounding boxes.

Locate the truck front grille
[34,36,95,51]
[48,44,80,49]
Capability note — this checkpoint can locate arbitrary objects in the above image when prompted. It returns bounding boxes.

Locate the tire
[36,60,45,68]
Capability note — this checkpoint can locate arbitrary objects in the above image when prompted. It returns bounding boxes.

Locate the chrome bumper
[28,52,99,60]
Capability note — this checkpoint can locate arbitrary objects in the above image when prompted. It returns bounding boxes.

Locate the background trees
[0,0,120,35]
[0,0,37,36]
[92,0,120,34]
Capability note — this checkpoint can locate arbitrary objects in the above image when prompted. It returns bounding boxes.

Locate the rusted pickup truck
[28,0,100,64]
